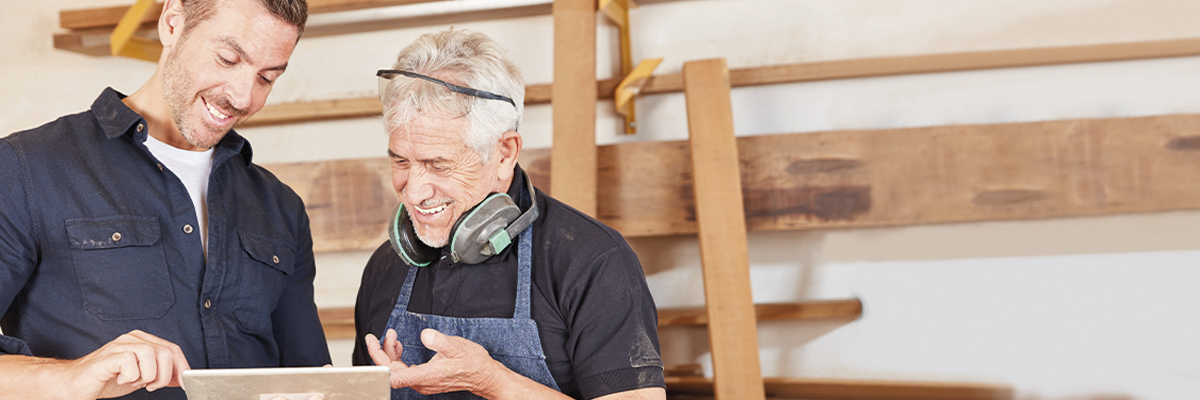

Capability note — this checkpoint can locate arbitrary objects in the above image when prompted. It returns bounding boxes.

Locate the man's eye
[429,165,449,172]
[258,75,274,85]
[218,56,235,66]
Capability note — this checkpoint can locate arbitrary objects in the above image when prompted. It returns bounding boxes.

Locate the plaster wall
[4,1,1200,398]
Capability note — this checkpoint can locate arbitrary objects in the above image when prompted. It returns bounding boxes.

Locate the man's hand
[0,329,190,400]
[366,328,500,395]
[366,328,557,398]
[67,330,191,399]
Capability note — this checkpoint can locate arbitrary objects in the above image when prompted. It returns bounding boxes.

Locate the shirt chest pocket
[66,215,174,320]
[234,232,295,336]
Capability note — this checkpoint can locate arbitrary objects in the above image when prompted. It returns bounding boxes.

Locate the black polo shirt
[352,166,665,399]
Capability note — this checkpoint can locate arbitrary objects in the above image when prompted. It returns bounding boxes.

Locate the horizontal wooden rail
[239,38,1200,127]
[54,0,687,58]
[665,376,1013,400]
[265,113,1200,253]
[61,0,443,30]
[658,300,862,327]
[318,300,859,339]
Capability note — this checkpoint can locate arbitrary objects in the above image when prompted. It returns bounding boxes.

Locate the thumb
[419,329,455,355]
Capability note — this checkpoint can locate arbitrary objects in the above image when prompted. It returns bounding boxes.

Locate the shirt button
[183,224,194,234]
[204,299,212,309]
[157,163,164,171]
[136,123,144,133]
[111,232,122,242]
[272,255,280,264]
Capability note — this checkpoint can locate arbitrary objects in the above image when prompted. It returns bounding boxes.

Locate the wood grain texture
[261,114,1200,253]
[684,58,765,400]
[665,376,1013,400]
[657,300,863,327]
[158,39,1200,126]
[549,0,598,216]
[319,299,859,339]
[59,0,441,30]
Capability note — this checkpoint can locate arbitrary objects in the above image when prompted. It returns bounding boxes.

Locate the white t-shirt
[143,134,214,260]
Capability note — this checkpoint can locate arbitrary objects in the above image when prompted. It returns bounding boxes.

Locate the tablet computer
[182,366,390,400]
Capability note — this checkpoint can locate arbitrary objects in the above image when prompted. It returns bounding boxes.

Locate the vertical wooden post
[683,58,766,400]
[550,0,598,216]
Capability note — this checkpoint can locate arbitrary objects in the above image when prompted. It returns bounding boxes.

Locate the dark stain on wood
[1166,136,1200,151]
[972,189,1049,207]
[744,185,871,221]
[786,158,863,174]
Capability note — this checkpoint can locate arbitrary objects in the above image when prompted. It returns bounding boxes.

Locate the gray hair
[381,28,524,164]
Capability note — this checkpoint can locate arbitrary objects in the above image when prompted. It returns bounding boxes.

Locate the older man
[0,0,330,399]
[352,29,666,399]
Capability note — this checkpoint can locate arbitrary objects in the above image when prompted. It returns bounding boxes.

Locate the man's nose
[403,169,436,203]
[226,74,256,112]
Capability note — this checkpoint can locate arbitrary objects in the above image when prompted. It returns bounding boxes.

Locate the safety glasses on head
[377,69,516,108]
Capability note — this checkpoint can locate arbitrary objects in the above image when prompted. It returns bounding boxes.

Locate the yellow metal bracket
[110,0,162,61]
[599,0,660,134]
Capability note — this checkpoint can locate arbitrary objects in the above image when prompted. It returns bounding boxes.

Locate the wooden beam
[261,113,1200,253]
[59,0,443,30]
[242,97,383,127]
[549,0,598,215]
[665,376,1014,400]
[318,307,356,340]
[657,300,863,328]
[206,38,1200,127]
[318,299,858,339]
[684,58,764,400]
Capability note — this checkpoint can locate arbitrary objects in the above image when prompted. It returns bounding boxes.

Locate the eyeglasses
[377,69,516,108]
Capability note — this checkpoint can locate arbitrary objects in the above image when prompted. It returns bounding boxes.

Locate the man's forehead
[195,0,298,60]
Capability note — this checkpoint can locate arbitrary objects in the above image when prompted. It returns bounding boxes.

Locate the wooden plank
[60,3,162,31]
[319,299,858,340]
[59,0,441,30]
[318,307,356,340]
[549,0,598,215]
[658,300,863,328]
[184,38,1200,127]
[242,97,383,127]
[665,377,1014,400]
[262,114,1200,253]
[684,58,764,400]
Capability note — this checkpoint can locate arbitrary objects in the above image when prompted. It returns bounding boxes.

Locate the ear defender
[388,203,439,267]
[388,169,540,266]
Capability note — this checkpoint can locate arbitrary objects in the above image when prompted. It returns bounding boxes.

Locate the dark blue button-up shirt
[0,88,331,399]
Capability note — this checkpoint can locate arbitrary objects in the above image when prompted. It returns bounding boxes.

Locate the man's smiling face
[162,0,297,149]
[388,115,504,248]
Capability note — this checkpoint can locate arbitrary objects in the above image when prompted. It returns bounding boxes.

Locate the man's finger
[384,329,403,361]
[169,342,191,389]
[366,337,392,367]
[418,329,458,357]
[389,362,439,390]
[114,352,140,385]
[148,342,174,391]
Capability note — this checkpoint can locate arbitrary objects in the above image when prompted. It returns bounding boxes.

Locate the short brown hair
[181,0,308,37]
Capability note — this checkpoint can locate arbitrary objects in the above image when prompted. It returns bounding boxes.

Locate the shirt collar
[91,87,254,166]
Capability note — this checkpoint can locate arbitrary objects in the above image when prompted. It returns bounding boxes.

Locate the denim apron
[382,226,561,399]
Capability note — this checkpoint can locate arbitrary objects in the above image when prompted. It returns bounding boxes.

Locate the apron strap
[514,225,533,320]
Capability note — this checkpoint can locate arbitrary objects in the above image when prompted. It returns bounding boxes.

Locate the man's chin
[414,230,449,249]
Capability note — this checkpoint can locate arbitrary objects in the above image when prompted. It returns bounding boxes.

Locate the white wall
[4,1,1200,399]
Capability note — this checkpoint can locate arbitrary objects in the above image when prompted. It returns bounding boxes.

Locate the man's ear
[158,0,186,49]
[494,130,522,181]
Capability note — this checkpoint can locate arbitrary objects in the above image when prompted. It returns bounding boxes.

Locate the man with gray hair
[0,0,330,398]
[353,28,667,399]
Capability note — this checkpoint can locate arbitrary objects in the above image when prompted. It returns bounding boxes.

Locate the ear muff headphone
[388,169,539,266]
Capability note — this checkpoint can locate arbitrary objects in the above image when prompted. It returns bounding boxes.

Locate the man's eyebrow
[218,37,288,72]
[387,149,403,159]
